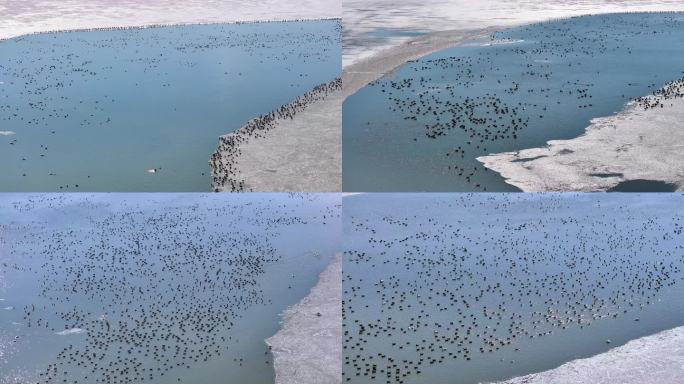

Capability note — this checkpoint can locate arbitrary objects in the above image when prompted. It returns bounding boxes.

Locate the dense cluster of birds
[343,194,684,383]
[0,194,339,384]
[634,76,684,110]
[0,19,340,191]
[210,77,342,192]
[351,12,684,191]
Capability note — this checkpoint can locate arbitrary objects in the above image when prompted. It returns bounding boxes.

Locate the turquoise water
[343,193,684,383]
[343,13,684,191]
[0,193,341,384]
[0,20,341,192]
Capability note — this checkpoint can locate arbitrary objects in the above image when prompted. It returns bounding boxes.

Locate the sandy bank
[341,27,500,98]
[0,0,340,41]
[478,81,684,192]
[210,79,341,192]
[265,254,342,384]
[496,325,684,384]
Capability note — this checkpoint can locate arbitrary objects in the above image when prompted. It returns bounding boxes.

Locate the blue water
[343,13,684,191]
[0,193,340,384]
[0,20,341,192]
[343,193,684,383]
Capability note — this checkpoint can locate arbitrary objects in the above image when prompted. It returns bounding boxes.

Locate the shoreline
[478,78,684,192]
[341,26,502,98]
[210,78,342,192]
[0,0,341,43]
[265,254,342,384]
[496,325,684,384]
[0,17,342,43]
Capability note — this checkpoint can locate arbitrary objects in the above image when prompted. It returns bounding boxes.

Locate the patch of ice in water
[483,38,524,46]
[55,328,86,336]
[462,39,524,47]
[2,307,13,310]
[0,131,15,136]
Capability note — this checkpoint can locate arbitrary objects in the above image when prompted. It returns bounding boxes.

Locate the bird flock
[0,19,340,191]
[633,75,684,110]
[210,77,342,192]
[0,193,340,384]
[343,193,684,384]
[346,12,684,192]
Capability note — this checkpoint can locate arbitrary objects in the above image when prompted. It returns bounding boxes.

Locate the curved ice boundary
[210,78,342,192]
[478,78,684,192]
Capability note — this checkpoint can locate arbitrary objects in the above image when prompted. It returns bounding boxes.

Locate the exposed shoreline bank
[496,325,684,384]
[265,254,342,384]
[478,78,684,192]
